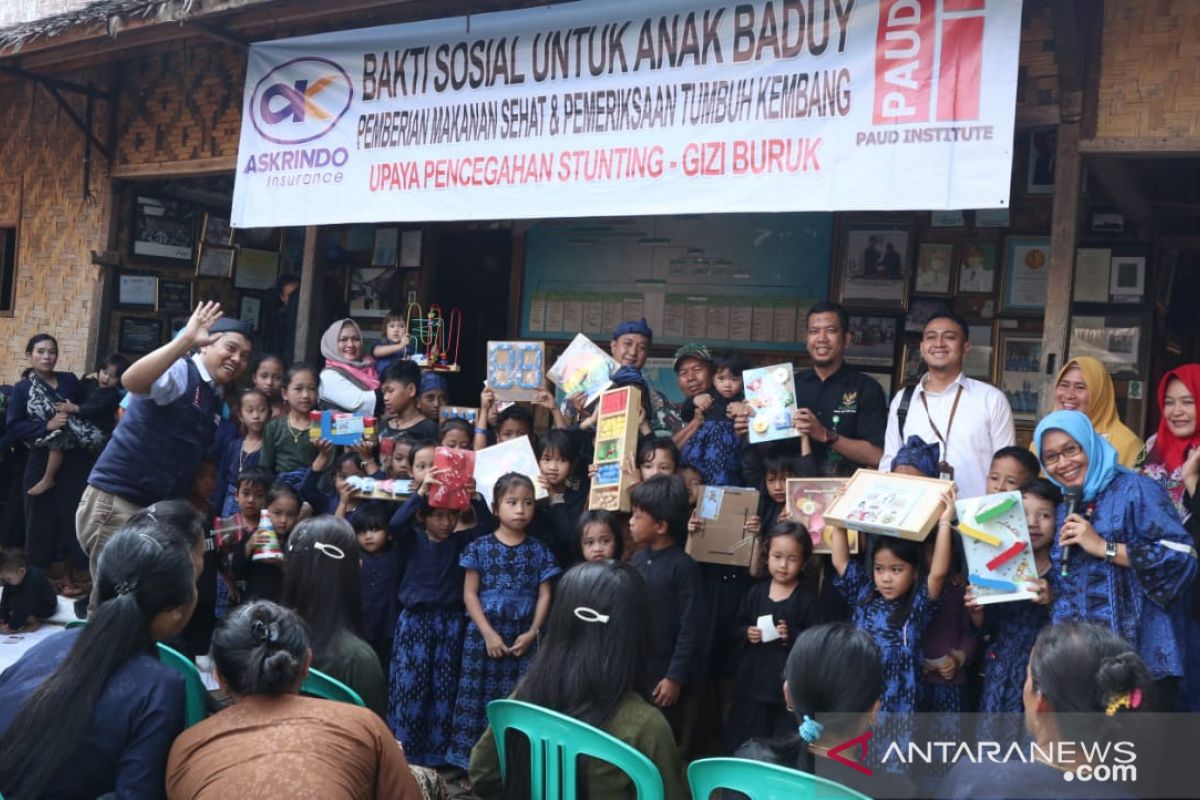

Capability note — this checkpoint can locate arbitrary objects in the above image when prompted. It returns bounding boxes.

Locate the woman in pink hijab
[317,318,379,415]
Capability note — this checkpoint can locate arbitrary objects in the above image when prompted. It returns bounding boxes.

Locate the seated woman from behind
[167,600,422,799]
[469,560,687,799]
[735,622,917,798]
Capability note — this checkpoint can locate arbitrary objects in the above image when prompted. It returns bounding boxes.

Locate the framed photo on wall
[235,248,279,291]
[1109,254,1145,302]
[202,213,233,246]
[1001,236,1051,314]
[239,294,263,332]
[196,243,235,278]
[118,274,157,309]
[372,226,399,267]
[906,298,950,333]
[965,324,995,382]
[996,332,1043,422]
[898,341,924,387]
[236,227,282,251]
[914,242,955,295]
[836,219,913,310]
[956,240,999,294]
[119,316,163,354]
[1070,315,1142,378]
[846,315,898,367]
[132,196,195,262]
[156,279,192,312]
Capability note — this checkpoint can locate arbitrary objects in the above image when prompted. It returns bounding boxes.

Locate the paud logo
[250,56,353,145]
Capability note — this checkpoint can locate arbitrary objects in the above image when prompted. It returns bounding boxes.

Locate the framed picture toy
[824,469,954,541]
[487,341,545,402]
[954,491,1040,604]
[785,478,859,554]
[743,363,799,445]
[588,386,642,512]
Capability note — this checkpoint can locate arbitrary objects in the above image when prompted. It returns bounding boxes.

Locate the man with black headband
[609,318,683,437]
[76,302,253,603]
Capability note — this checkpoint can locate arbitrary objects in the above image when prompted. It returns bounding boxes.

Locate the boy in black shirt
[628,475,704,737]
[0,548,58,632]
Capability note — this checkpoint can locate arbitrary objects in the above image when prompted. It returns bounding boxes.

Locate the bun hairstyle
[0,519,196,797]
[780,623,884,772]
[1028,622,1151,741]
[127,499,205,551]
[211,601,309,696]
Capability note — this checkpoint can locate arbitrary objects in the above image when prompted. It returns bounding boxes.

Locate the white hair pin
[573,606,610,624]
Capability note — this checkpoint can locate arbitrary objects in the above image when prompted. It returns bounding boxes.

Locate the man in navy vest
[76,302,252,599]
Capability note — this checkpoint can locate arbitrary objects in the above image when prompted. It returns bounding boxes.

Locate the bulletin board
[520,213,833,352]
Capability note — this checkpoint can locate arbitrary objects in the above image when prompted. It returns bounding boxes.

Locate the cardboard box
[588,386,641,512]
[487,341,545,402]
[785,478,860,554]
[824,469,954,541]
[685,486,760,567]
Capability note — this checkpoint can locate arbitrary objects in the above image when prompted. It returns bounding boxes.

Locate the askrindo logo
[829,730,874,776]
[250,56,354,145]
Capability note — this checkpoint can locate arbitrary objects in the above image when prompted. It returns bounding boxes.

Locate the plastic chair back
[65,620,87,629]
[486,699,665,800]
[689,758,872,800]
[300,667,365,706]
[155,642,209,728]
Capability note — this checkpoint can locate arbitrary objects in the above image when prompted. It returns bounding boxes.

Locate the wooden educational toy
[785,478,859,554]
[346,475,414,501]
[407,302,462,372]
[587,386,641,512]
[440,406,479,425]
[824,469,954,541]
[307,410,375,445]
[250,515,283,563]
[954,490,1040,604]
[487,341,545,402]
[743,363,800,445]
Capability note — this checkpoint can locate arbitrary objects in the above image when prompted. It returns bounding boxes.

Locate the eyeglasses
[1042,442,1083,467]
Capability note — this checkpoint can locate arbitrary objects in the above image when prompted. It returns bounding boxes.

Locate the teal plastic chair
[155,642,209,728]
[65,620,87,629]
[300,667,365,706]
[486,699,664,800]
[688,758,871,800]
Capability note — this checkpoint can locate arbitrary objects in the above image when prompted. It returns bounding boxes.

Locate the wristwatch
[1104,540,1118,563]
[825,427,840,445]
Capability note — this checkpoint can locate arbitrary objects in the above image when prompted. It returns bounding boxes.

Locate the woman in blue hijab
[1034,410,1196,704]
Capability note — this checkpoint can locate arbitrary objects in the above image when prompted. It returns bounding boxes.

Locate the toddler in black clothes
[726,522,820,752]
[354,504,401,668]
[0,548,58,632]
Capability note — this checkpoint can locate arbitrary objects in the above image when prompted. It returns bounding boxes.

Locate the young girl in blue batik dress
[446,473,560,769]
[828,480,956,772]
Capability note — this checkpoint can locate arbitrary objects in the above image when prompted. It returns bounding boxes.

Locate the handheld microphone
[1060,489,1083,577]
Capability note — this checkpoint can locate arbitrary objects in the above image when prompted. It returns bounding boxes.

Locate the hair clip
[573,606,610,624]
[313,542,346,560]
[798,714,824,744]
[250,619,279,645]
[114,580,138,596]
[1105,688,1142,716]
[137,532,164,551]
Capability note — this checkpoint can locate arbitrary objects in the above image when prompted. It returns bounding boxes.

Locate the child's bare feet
[27,477,55,496]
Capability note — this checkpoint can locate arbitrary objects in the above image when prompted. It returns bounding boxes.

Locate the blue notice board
[520,213,832,352]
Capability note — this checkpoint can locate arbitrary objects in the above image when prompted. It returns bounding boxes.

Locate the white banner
[231,0,1023,227]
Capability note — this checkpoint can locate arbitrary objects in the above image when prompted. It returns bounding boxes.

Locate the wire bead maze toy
[406,302,462,372]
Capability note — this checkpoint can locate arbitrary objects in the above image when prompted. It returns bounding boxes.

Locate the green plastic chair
[486,699,665,800]
[300,667,365,706]
[65,620,87,629]
[155,642,209,728]
[688,758,871,800]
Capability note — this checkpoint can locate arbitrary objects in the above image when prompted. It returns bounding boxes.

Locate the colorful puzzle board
[346,476,413,502]
[547,332,617,406]
[441,406,479,425]
[588,386,641,512]
[743,363,800,445]
[487,341,545,402]
[785,478,859,554]
[955,491,1040,604]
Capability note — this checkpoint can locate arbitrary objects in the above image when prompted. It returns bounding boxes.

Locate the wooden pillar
[293,225,318,364]
[1039,120,1082,415]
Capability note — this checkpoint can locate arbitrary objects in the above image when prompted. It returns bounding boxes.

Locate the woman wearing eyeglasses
[281,516,388,717]
[1035,410,1196,708]
[318,318,380,415]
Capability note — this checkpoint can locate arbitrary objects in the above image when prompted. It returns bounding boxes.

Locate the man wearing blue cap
[76,301,253,598]
[609,318,682,436]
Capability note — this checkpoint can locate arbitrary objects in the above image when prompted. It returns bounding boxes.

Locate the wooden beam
[1040,120,1082,416]
[111,156,237,179]
[1085,156,1155,234]
[1016,104,1060,129]
[294,225,318,364]
[1079,137,1200,155]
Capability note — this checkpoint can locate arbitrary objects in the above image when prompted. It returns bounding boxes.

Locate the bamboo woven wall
[1095,0,1200,139]
[0,75,112,380]
[116,39,245,165]
[1018,0,1059,115]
